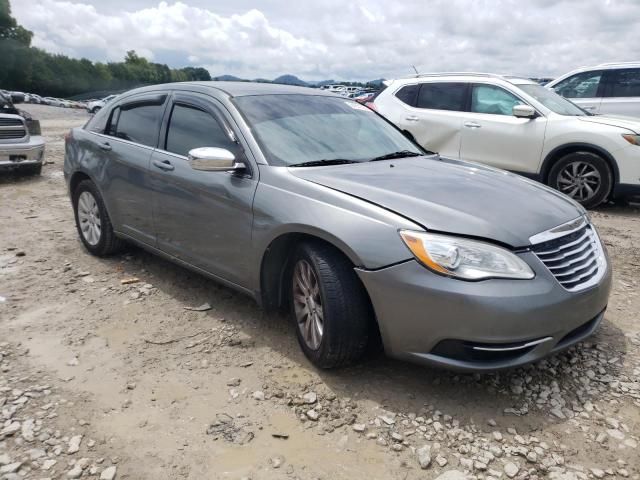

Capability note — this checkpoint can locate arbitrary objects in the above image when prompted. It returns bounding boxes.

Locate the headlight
[399,230,535,280]
[622,134,640,146]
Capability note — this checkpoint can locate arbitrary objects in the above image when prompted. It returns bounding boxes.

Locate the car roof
[389,73,538,87]
[120,81,335,99]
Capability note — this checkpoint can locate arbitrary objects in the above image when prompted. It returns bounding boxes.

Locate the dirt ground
[1,105,639,480]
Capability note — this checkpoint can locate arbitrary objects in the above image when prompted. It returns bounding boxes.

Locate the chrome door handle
[464,121,482,128]
[152,159,174,171]
[405,115,419,122]
[98,142,112,151]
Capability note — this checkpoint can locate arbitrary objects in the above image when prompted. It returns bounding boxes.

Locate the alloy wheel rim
[292,260,324,351]
[557,161,601,202]
[77,191,102,246]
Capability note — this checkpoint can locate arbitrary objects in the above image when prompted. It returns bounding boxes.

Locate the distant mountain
[213,74,244,81]
[272,74,308,86]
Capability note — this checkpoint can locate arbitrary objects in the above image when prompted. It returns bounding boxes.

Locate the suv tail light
[64,130,73,143]
[365,101,377,111]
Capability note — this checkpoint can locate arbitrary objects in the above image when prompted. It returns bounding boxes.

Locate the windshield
[234,94,423,166]
[518,84,588,116]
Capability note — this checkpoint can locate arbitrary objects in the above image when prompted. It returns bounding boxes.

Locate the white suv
[374,73,640,207]
[546,62,640,116]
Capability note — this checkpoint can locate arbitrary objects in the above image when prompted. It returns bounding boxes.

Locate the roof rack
[410,72,507,79]
[597,61,640,67]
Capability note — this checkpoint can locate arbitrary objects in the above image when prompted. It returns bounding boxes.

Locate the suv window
[607,69,640,97]
[394,84,419,106]
[165,103,235,157]
[416,83,466,111]
[108,102,164,147]
[471,84,523,115]
[553,71,602,99]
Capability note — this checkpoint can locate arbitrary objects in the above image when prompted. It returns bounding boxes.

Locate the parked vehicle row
[64,82,611,372]
[372,72,640,208]
[0,89,87,109]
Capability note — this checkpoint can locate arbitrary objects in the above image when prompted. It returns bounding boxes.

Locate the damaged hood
[289,156,584,247]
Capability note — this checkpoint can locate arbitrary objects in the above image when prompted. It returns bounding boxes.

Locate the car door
[600,68,640,117]
[150,92,258,288]
[92,93,167,244]
[394,82,467,158]
[459,84,547,174]
[551,70,604,114]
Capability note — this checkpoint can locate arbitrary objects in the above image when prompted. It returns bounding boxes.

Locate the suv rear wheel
[290,242,371,368]
[548,151,612,208]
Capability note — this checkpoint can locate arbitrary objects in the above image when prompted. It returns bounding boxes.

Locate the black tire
[72,179,124,256]
[22,163,42,176]
[547,151,612,209]
[289,241,372,368]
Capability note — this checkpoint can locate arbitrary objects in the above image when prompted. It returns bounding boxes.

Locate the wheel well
[542,144,619,185]
[69,171,91,196]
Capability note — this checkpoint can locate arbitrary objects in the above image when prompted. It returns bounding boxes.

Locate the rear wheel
[72,179,124,256]
[548,151,612,208]
[290,242,372,368]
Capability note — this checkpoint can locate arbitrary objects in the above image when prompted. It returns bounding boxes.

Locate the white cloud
[10,0,640,81]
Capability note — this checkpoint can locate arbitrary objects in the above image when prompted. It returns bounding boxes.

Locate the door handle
[152,159,175,171]
[98,142,112,151]
[405,115,420,122]
[582,106,596,111]
[464,121,482,129]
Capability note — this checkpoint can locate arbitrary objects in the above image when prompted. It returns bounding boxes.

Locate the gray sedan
[63,82,611,371]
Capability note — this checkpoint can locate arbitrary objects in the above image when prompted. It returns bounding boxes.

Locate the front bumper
[0,136,45,170]
[357,251,612,371]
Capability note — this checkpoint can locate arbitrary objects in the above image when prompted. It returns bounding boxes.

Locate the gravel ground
[1,104,639,480]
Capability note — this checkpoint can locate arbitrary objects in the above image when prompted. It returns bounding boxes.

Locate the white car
[374,73,640,207]
[546,62,640,117]
[86,94,117,114]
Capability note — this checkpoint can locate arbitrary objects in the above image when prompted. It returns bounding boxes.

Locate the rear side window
[471,85,523,115]
[607,69,640,97]
[165,104,236,157]
[553,71,602,98]
[416,83,467,111]
[113,103,164,147]
[394,84,419,106]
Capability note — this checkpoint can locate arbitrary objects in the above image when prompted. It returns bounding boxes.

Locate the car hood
[289,156,584,247]
[577,115,640,133]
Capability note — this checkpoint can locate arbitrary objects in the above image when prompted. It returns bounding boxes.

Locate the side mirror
[187,147,245,172]
[513,104,537,118]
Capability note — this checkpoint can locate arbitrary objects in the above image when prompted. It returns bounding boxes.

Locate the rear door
[150,92,258,287]
[600,68,640,116]
[459,84,547,173]
[94,93,167,244]
[551,70,604,114]
[394,82,467,158]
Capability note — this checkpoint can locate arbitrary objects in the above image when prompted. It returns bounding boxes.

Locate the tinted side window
[416,83,466,111]
[553,71,602,98]
[394,84,419,106]
[608,69,640,97]
[114,103,163,147]
[471,85,523,115]
[165,104,235,157]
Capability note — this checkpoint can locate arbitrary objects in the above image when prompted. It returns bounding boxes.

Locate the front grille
[0,129,27,139]
[532,225,604,291]
[0,118,23,127]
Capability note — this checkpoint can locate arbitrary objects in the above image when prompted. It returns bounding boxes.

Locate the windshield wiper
[289,159,359,167]
[369,150,423,162]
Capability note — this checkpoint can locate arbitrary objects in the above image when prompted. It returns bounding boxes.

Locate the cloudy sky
[11,0,640,81]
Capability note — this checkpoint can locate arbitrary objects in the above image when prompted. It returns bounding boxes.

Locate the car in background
[353,91,376,104]
[374,73,640,208]
[86,94,117,114]
[547,62,640,116]
[64,82,611,372]
[0,91,45,175]
[43,97,67,107]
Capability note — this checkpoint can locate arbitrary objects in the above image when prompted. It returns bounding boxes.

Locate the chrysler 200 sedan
[64,82,612,371]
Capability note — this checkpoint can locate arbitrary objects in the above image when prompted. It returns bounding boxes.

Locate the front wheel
[290,242,372,368]
[547,151,612,208]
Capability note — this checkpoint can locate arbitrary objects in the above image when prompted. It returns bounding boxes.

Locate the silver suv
[64,82,611,371]
[547,62,640,116]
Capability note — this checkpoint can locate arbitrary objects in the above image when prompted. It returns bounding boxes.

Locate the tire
[289,241,372,368]
[547,151,613,209]
[72,179,124,256]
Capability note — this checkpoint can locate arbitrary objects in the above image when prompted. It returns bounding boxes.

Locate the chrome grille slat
[532,223,604,292]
